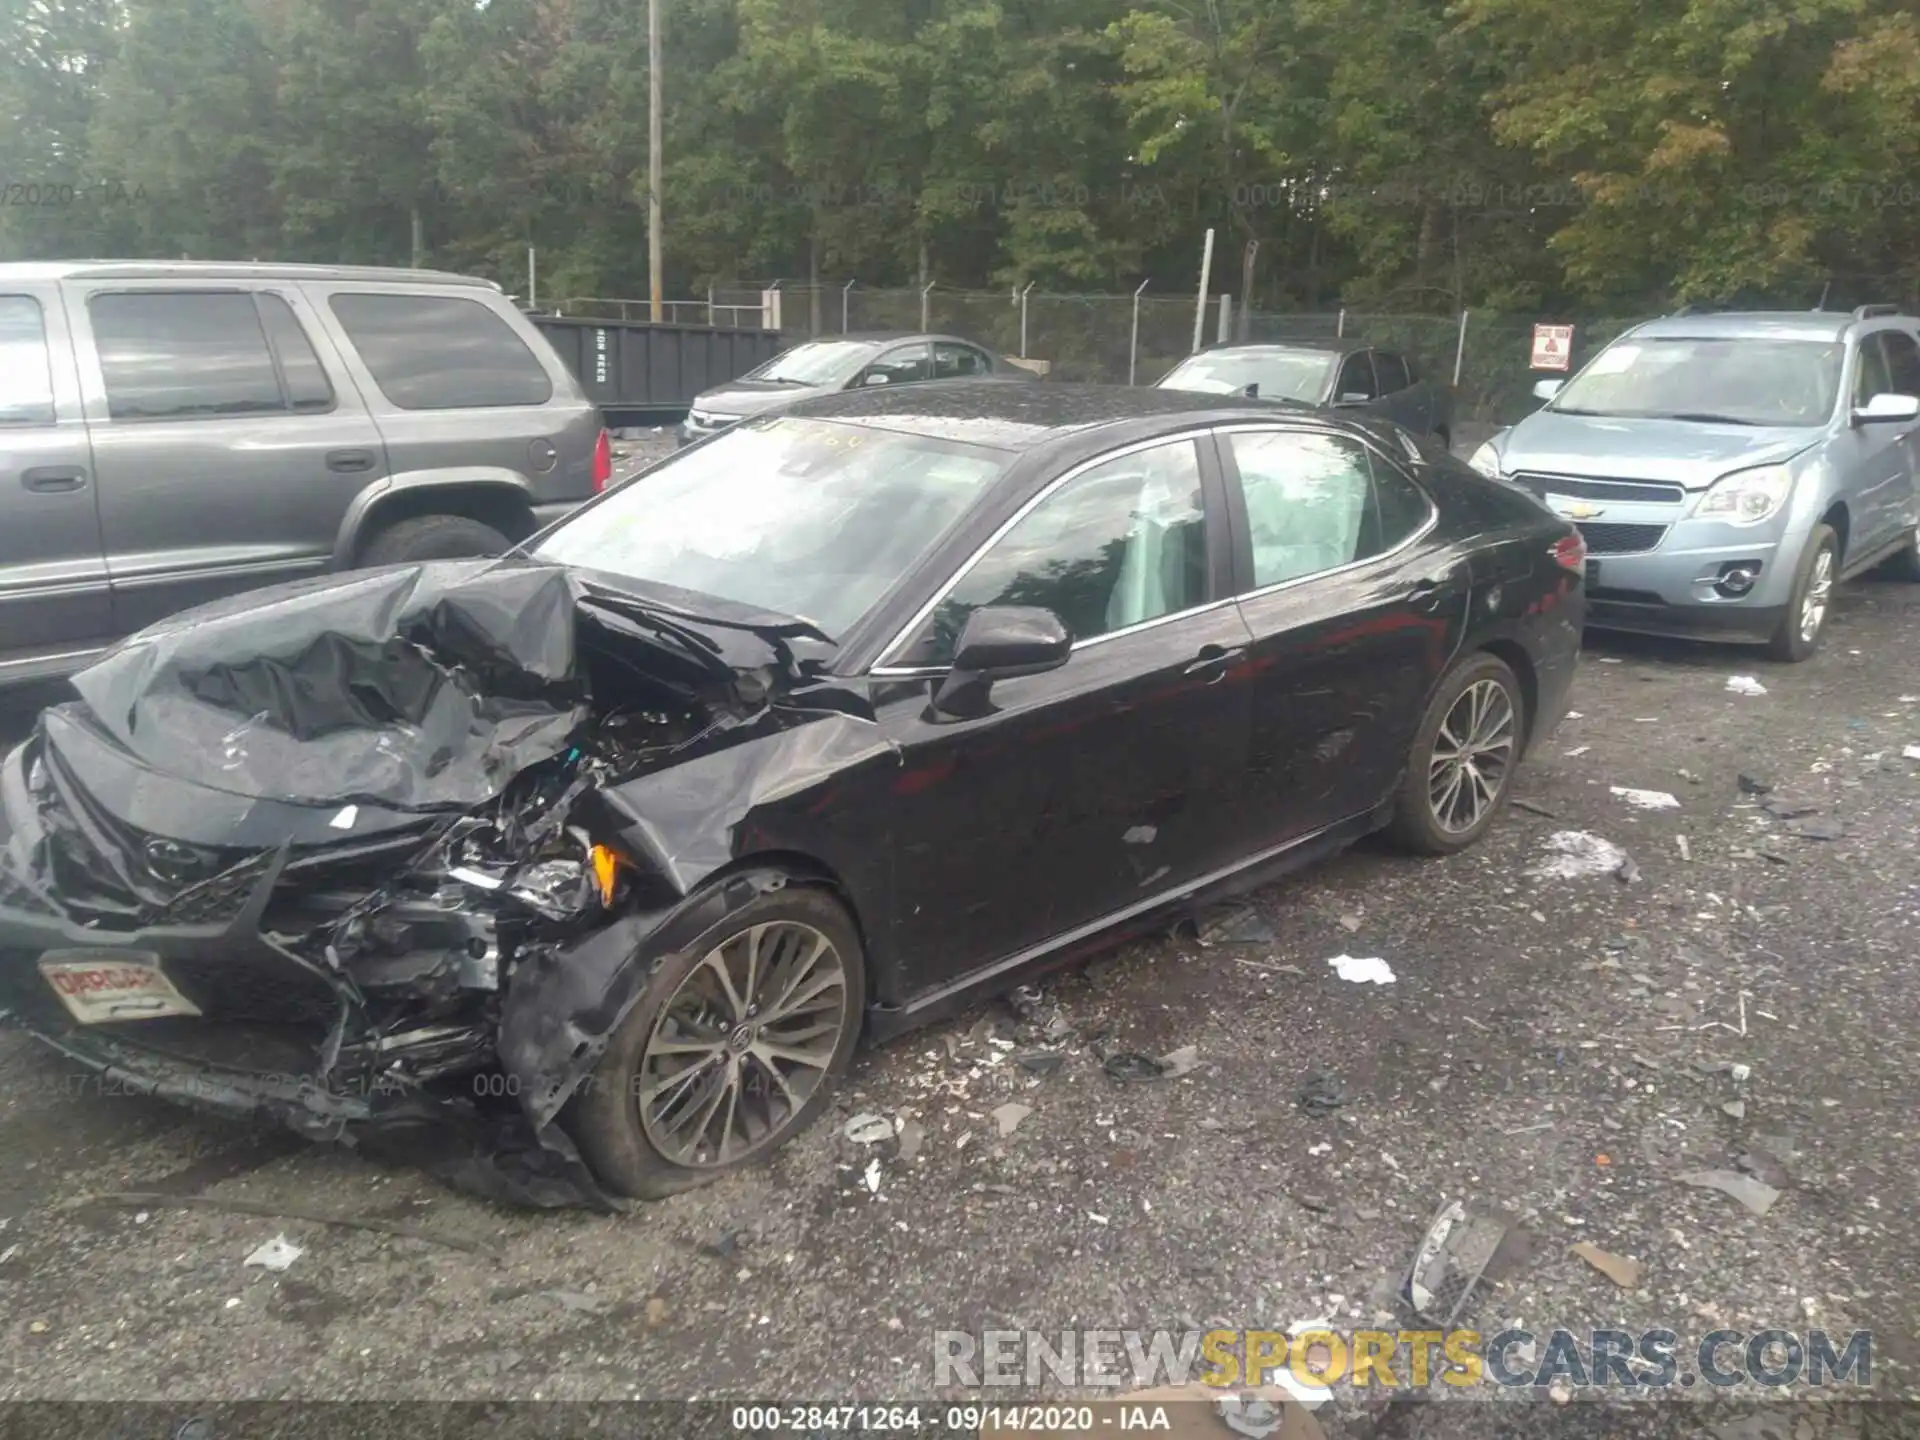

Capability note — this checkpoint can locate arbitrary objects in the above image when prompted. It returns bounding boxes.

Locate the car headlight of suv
[1467,440,1503,479]
[1693,465,1794,526]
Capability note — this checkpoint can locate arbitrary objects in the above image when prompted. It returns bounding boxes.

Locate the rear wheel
[1766,523,1838,662]
[1385,652,1525,855]
[360,514,513,566]
[568,884,866,1199]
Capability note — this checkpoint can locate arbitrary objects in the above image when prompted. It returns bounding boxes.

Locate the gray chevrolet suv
[1470,306,1920,660]
[0,261,609,688]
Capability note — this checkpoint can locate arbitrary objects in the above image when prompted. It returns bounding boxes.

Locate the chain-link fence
[555,281,1658,425]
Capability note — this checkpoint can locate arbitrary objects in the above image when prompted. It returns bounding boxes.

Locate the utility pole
[647,0,663,322]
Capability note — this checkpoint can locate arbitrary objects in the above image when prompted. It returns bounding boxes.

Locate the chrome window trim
[1210,422,1439,603]
[869,419,1443,676]
[869,429,1220,674]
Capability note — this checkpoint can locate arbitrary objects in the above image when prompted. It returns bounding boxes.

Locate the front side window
[535,416,1011,638]
[1554,336,1843,427]
[894,439,1209,667]
[1855,336,1896,406]
[859,344,933,387]
[1877,331,1920,398]
[0,295,56,424]
[329,292,553,410]
[1229,430,1381,587]
[91,292,285,420]
[1373,351,1411,392]
[1335,353,1378,401]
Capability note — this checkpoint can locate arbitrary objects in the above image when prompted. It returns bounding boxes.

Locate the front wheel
[567,884,866,1200]
[1766,523,1838,662]
[1385,652,1526,855]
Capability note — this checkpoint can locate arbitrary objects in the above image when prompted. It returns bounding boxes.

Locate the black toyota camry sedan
[0,383,1584,1208]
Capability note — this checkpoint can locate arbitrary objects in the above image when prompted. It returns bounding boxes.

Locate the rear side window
[0,295,56,424]
[91,292,286,420]
[329,293,554,410]
[1854,336,1895,405]
[1373,351,1411,392]
[934,343,986,378]
[1370,461,1433,548]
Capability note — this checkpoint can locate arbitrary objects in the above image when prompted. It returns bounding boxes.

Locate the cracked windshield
[1,0,1917,1434]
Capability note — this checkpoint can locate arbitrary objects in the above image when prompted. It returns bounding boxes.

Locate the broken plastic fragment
[1611,786,1681,810]
[242,1234,304,1272]
[844,1113,896,1146]
[329,805,358,831]
[862,1159,883,1194]
[1725,675,1767,697]
[1678,1168,1779,1216]
[1325,954,1394,985]
[1570,1241,1643,1289]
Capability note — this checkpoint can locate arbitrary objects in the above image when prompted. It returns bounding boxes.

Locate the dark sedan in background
[677,330,1036,445]
[0,384,1582,1209]
[1158,340,1454,444]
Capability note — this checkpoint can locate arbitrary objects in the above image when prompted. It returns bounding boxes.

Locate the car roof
[0,259,501,288]
[790,331,979,346]
[1190,340,1354,358]
[775,380,1353,451]
[1624,311,1876,342]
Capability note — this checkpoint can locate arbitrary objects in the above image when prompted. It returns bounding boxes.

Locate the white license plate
[38,950,203,1024]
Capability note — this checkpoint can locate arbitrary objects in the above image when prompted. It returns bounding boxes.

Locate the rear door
[1874,328,1920,546]
[309,286,601,520]
[1216,423,1468,846]
[66,282,385,635]
[0,283,111,665]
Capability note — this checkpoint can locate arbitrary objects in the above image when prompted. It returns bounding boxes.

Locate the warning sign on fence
[1531,324,1573,371]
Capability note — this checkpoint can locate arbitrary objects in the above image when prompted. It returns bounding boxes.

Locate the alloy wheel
[637,921,850,1168]
[1427,678,1517,834]
[1799,546,1835,644]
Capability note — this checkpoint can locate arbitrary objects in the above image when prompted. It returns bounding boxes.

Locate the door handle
[326,449,378,473]
[22,467,87,493]
[1183,643,1245,682]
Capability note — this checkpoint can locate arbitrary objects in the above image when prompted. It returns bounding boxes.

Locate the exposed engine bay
[0,559,883,1209]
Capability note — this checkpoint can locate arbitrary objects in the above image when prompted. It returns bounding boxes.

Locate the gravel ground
[2,561,1918,1439]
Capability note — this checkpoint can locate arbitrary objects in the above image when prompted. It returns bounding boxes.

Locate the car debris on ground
[1324,954,1395,985]
[1678,1168,1782,1217]
[1611,786,1682,810]
[241,1235,304,1273]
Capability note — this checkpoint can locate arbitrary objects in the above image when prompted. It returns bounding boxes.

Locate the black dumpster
[530,316,783,426]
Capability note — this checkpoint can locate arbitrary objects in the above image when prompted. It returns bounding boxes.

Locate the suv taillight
[1552,532,1587,573]
[591,428,612,493]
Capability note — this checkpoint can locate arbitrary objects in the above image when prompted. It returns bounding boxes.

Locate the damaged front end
[0,559,862,1209]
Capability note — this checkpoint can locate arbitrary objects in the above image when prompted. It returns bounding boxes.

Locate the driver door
[872,435,1255,994]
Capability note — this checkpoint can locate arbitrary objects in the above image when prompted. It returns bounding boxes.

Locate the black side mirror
[928,606,1072,720]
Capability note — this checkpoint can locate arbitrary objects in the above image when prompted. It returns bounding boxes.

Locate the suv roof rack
[1853,304,1903,319]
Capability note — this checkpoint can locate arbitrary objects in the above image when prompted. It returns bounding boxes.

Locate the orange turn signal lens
[589,845,620,906]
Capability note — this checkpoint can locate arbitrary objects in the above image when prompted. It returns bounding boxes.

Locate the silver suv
[1470,307,1920,660]
[0,261,610,689]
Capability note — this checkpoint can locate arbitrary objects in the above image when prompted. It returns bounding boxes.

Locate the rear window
[329,292,554,410]
[0,295,56,425]
[92,291,288,420]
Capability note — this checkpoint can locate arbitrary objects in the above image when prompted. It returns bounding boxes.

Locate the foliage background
[6,0,1920,313]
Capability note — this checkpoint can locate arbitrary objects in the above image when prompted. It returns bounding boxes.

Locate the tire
[567,883,867,1200]
[359,514,513,566]
[1384,652,1527,856]
[1765,523,1839,662]
[1882,523,1920,583]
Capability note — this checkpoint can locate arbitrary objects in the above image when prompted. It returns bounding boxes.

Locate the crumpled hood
[1498,409,1820,489]
[691,379,834,418]
[55,561,589,824]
